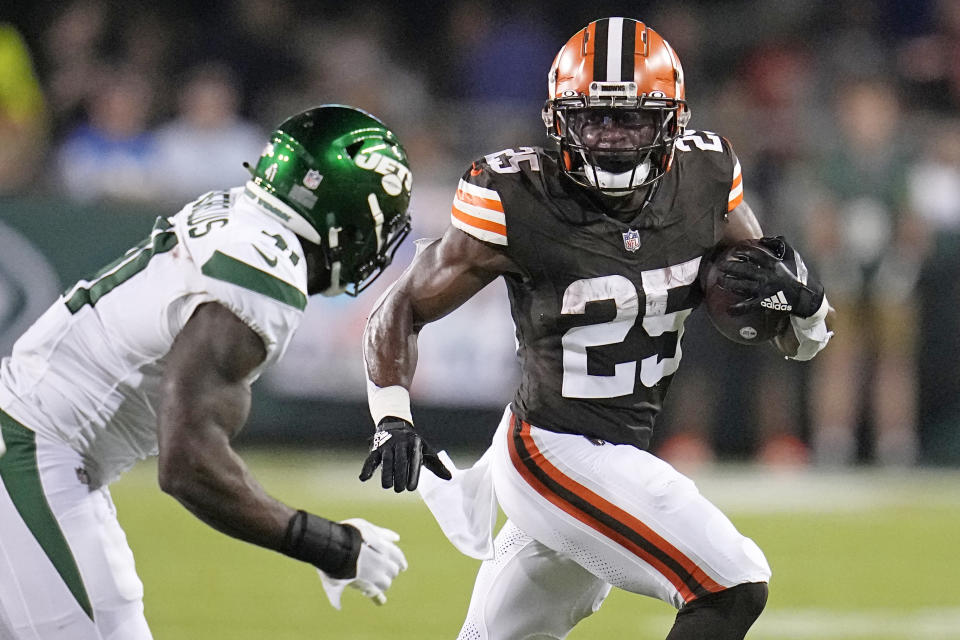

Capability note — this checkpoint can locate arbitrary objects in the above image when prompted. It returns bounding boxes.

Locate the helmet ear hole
[345,141,364,157]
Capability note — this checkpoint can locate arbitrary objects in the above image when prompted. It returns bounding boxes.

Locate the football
[701,245,790,345]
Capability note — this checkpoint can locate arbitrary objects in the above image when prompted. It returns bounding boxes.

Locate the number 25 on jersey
[560,257,701,399]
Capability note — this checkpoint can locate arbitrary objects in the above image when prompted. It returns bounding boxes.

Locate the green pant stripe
[0,410,94,620]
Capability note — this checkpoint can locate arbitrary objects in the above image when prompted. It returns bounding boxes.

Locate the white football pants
[0,418,152,640]
[457,409,771,639]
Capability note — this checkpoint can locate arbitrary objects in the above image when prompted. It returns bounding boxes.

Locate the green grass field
[110,449,960,639]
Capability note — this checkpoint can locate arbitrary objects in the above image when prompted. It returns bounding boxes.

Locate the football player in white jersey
[0,105,413,639]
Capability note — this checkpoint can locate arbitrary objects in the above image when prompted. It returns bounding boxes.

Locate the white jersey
[0,187,307,486]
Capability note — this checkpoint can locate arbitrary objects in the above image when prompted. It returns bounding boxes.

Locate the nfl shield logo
[303,169,323,190]
[622,229,641,252]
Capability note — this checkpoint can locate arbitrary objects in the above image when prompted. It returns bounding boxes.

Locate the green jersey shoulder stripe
[201,251,307,310]
[64,217,178,314]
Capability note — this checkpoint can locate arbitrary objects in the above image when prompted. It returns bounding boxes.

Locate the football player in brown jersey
[360,17,834,640]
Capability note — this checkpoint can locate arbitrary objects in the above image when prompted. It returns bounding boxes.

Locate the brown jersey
[450,132,742,448]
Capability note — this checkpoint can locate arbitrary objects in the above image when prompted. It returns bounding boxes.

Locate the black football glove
[358,417,452,492]
[716,236,824,318]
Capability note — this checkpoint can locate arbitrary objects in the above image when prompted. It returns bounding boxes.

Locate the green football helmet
[245,105,412,296]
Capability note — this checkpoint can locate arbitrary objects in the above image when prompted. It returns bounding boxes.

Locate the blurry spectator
[152,63,263,202]
[909,120,960,233]
[909,120,960,464]
[805,80,922,466]
[55,67,160,203]
[0,23,48,194]
[440,1,552,105]
[209,0,305,123]
[435,1,553,155]
[295,6,431,136]
[114,10,181,117]
[897,0,960,112]
[819,0,889,83]
[41,0,109,136]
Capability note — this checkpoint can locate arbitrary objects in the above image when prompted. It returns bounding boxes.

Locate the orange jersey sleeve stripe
[727,161,744,212]
[727,191,744,212]
[455,188,505,213]
[451,205,507,237]
[507,415,724,602]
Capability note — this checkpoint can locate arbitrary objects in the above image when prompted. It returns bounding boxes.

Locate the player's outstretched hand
[359,417,452,492]
[318,518,408,609]
[716,236,824,318]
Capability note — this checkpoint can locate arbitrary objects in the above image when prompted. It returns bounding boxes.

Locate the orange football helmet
[542,17,691,194]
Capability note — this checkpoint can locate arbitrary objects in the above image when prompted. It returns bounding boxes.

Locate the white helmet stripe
[607,17,624,81]
[367,193,385,250]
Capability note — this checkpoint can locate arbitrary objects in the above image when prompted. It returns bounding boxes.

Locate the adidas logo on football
[761,291,792,312]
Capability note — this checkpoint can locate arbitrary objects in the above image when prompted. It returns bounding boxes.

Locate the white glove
[318,518,408,609]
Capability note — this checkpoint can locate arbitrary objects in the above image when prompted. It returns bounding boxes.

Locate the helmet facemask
[545,92,688,196]
[320,207,411,297]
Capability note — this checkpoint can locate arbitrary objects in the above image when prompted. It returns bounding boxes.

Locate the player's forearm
[772,325,800,356]
[158,422,294,550]
[773,300,835,360]
[363,290,420,389]
[157,377,294,550]
[159,430,361,577]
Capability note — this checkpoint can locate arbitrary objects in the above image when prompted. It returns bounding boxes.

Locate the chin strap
[581,156,651,193]
[319,215,345,297]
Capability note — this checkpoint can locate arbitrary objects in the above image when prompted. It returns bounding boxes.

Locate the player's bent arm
[363,226,518,389]
[772,302,836,358]
[157,302,364,579]
[721,200,763,244]
[720,201,834,359]
[360,227,517,492]
[158,302,291,545]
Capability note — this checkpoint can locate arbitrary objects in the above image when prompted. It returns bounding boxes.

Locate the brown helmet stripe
[621,19,636,80]
[592,18,609,81]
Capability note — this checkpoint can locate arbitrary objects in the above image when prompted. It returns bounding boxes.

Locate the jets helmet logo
[355,152,412,197]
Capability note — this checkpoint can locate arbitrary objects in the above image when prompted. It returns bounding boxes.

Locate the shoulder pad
[451,177,507,246]
[674,130,743,212]
[451,158,508,246]
[176,193,309,311]
[449,146,550,246]
[674,129,727,155]
[199,231,308,312]
[477,146,544,177]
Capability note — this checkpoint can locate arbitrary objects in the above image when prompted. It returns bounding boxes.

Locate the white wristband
[367,383,413,426]
[788,295,833,361]
[793,294,829,328]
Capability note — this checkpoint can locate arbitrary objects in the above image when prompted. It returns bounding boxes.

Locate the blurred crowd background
[2,0,960,468]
